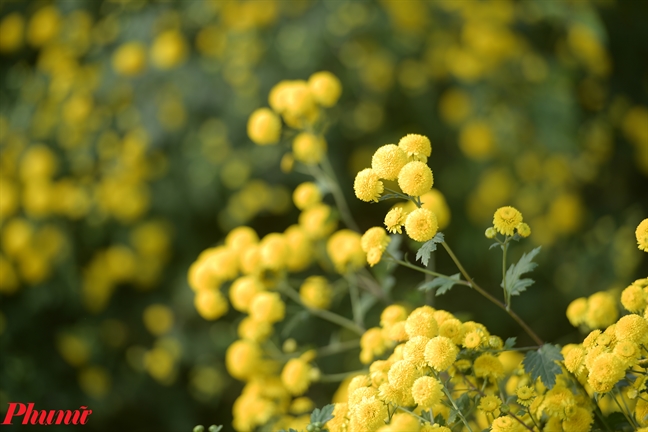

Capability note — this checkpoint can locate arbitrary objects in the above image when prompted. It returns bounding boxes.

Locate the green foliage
[418,273,461,296]
[415,233,445,267]
[502,246,542,297]
[503,337,517,350]
[310,404,335,425]
[522,344,564,389]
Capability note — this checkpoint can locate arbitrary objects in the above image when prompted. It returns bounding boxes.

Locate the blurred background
[0,0,647,430]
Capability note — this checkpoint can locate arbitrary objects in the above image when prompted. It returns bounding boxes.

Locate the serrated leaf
[416,233,445,266]
[502,246,541,297]
[522,344,563,389]
[434,414,446,426]
[447,393,471,424]
[311,404,335,425]
[503,337,517,350]
[417,273,461,296]
[420,410,433,423]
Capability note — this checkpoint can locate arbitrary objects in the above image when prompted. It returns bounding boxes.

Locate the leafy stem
[440,242,543,346]
[384,252,471,286]
[278,282,365,336]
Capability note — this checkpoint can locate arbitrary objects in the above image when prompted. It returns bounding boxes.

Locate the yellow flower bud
[247,108,282,145]
[398,134,431,162]
[299,276,332,310]
[292,133,326,165]
[308,71,342,107]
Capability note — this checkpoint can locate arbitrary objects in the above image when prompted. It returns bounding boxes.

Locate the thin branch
[440,242,543,346]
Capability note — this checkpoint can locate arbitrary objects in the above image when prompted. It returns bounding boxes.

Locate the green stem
[440,242,543,346]
[278,282,365,336]
[385,252,471,286]
[508,411,534,432]
[433,371,473,432]
[346,272,363,328]
[527,406,541,431]
[316,339,360,357]
[319,155,360,232]
[384,187,419,207]
[502,241,510,308]
[610,390,638,430]
[394,406,429,423]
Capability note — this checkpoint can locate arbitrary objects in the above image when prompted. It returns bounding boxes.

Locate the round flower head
[326,229,365,274]
[516,386,536,407]
[588,353,625,393]
[249,292,285,324]
[284,225,313,272]
[292,132,326,165]
[585,291,618,329]
[419,189,451,230]
[385,413,420,432]
[112,42,146,76]
[354,168,383,202]
[424,336,458,371]
[493,206,523,236]
[485,227,496,239]
[307,71,342,107]
[405,208,439,242]
[361,227,390,253]
[636,218,648,252]
[281,357,312,395]
[399,134,431,162]
[299,276,332,310]
[293,182,322,210]
[388,360,420,391]
[225,339,262,380]
[405,305,438,338]
[479,395,501,413]
[621,280,647,313]
[247,108,281,145]
[299,203,337,240]
[473,353,505,381]
[238,317,273,342]
[411,376,443,408]
[491,416,524,432]
[229,276,264,312]
[259,233,288,270]
[348,396,388,432]
[194,289,228,320]
[381,304,408,328]
[397,161,433,197]
[385,206,408,234]
[517,222,531,238]
[360,327,388,363]
[371,144,408,180]
[615,314,648,343]
[463,331,482,349]
[225,226,259,254]
[562,407,593,432]
[403,335,430,367]
[566,297,587,327]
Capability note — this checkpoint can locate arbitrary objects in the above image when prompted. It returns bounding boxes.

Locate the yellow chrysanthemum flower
[299,276,332,310]
[403,335,430,367]
[424,336,458,372]
[292,133,327,165]
[348,396,388,432]
[585,291,618,329]
[463,331,482,349]
[371,144,408,180]
[473,353,505,381]
[621,279,648,313]
[566,297,588,327]
[633,217,648,251]
[588,353,626,393]
[405,208,439,242]
[229,276,264,313]
[397,161,433,197]
[562,407,594,432]
[384,206,408,234]
[411,375,443,408]
[405,306,438,338]
[237,317,273,342]
[293,182,322,210]
[284,225,313,272]
[361,227,390,266]
[479,394,501,413]
[249,292,285,324]
[247,108,282,145]
[360,327,388,364]
[493,206,523,236]
[354,168,384,202]
[326,229,365,274]
[281,357,312,396]
[225,340,262,381]
[398,134,431,162]
[225,226,259,254]
[308,71,342,107]
[516,386,536,407]
[194,289,228,321]
[112,42,147,76]
[491,415,524,432]
[517,222,531,238]
[615,314,648,343]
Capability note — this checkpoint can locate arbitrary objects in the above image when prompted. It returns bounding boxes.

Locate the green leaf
[502,246,541,297]
[434,414,446,426]
[208,426,223,432]
[417,273,461,296]
[310,404,335,425]
[416,232,445,267]
[503,337,517,350]
[489,242,501,250]
[522,344,563,389]
[447,393,471,425]
[420,410,433,423]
